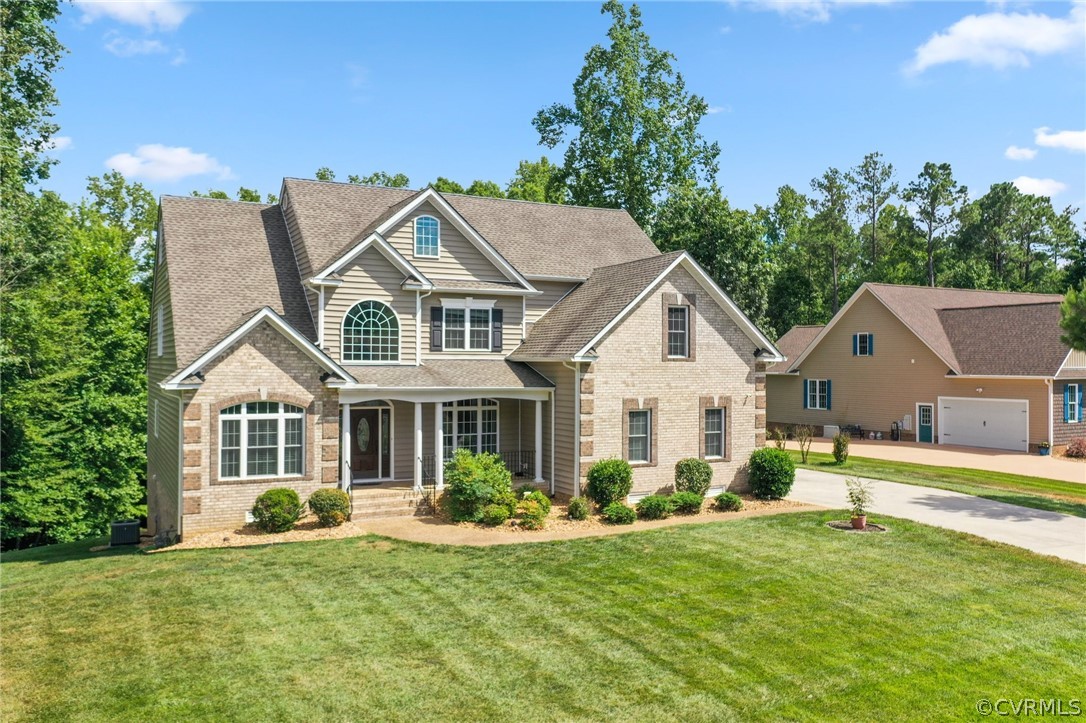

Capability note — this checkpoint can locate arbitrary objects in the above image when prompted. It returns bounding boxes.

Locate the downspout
[317,285,325,348]
[1046,378,1053,448]
[563,360,581,498]
[549,388,556,497]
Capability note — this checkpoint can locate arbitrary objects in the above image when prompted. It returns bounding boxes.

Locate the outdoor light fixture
[194,371,205,381]
[975,387,983,393]
[320,372,332,382]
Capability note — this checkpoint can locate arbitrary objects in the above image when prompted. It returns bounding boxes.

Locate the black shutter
[491,308,503,352]
[430,307,443,351]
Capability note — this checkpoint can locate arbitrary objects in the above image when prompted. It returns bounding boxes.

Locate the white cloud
[346,63,368,89]
[905,5,1085,75]
[73,0,192,32]
[1004,145,1036,161]
[719,25,733,34]
[46,136,73,152]
[104,35,168,57]
[1034,126,1086,153]
[735,0,896,24]
[707,105,733,115]
[1012,176,1067,197]
[105,144,232,182]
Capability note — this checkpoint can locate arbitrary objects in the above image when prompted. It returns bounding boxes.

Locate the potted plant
[1038,442,1051,457]
[845,477,874,530]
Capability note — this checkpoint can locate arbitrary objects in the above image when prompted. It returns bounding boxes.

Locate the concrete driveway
[790,468,1086,565]
[805,439,1086,484]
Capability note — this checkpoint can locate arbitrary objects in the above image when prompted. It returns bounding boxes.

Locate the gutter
[1046,378,1054,448]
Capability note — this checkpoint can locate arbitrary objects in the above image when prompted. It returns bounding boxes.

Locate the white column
[340,402,350,486]
[534,399,544,483]
[434,402,445,491]
[413,402,423,492]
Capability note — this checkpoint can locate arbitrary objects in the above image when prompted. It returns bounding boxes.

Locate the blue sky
[47,1,1086,217]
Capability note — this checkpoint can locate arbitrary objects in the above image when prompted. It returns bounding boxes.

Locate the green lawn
[790,450,1086,518]
[3,513,1084,721]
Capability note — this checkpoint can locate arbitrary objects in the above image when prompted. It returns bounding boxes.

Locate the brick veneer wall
[580,266,765,496]
[179,322,340,536]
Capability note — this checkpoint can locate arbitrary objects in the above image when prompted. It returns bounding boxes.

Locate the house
[147,179,783,539]
[766,282,1086,453]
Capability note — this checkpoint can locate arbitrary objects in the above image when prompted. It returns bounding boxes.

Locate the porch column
[413,402,423,492]
[534,399,544,483]
[434,402,444,491]
[340,402,350,487]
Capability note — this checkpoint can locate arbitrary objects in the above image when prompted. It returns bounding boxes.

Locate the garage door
[938,397,1028,452]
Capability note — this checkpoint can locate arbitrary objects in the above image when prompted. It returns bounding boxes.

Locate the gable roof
[510,251,783,362]
[159,196,314,371]
[785,282,1066,376]
[767,325,824,374]
[937,302,1067,377]
[281,178,660,280]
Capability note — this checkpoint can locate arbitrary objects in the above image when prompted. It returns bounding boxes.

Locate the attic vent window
[414,216,439,258]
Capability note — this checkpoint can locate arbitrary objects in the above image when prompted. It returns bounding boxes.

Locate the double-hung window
[806,379,830,410]
[442,399,499,458]
[1068,384,1081,424]
[628,409,652,463]
[667,306,689,358]
[854,332,873,356]
[443,303,494,351]
[704,408,724,458]
[220,402,304,479]
[414,215,439,257]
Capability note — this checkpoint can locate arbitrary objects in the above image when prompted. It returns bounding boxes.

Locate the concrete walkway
[805,439,1086,484]
[790,468,1086,564]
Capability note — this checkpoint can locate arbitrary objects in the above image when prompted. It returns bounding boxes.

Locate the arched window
[343,300,400,362]
[414,215,439,258]
[220,402,305,479]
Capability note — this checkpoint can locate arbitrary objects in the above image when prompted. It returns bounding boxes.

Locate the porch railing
[421,451,536,483]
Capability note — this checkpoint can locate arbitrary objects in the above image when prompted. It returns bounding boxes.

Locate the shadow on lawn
[1,536,144,566]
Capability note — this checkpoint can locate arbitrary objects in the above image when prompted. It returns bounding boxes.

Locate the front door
[350,406,392,481]
[917,404,934,443]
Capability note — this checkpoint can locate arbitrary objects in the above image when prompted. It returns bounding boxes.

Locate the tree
[846,152,897,268]
[653,185,771,330]
[533,0,719,227]
[903,162,967,287]
[431,177,465,194]
[1060,284,1086,352]
[506,156,567,204]
[464,180,505,198]
[347,171,410,188]
[315,166,335,181]
[191,186,278,205]
[809,168,856,313]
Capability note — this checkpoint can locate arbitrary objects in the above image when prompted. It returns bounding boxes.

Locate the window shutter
[491,308,503,351]
[430,307,443,351]
[826,380,832,410]
[868,334,874,355]
[852,334,858,356]
[1079,386,1084,423]
[803,379,809,409]
[1065,385,1071,423]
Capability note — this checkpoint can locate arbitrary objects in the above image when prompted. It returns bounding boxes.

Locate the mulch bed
[825,520,888,533]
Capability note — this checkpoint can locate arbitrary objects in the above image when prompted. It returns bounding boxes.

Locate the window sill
[212,474,312,487]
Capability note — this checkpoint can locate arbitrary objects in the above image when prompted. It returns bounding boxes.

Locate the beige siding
[384,201,509,282]
[1064,348,1086,370]
[147,252,181,539]
[420,294,525,359]
[324,245,418,366]
[525,280,580,326]
[530,362,577,497]
[765,289,1050,445]
[587,266,760,496]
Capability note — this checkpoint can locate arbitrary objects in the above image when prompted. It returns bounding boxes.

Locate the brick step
[349,488,429,501]
[351,503,434,520]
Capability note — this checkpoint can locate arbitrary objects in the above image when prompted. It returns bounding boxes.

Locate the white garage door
[938,397,1028,452]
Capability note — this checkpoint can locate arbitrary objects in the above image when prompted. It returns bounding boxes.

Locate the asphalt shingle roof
[767,325,823,373]
[937,302,1067,376]
[344,360,553,389]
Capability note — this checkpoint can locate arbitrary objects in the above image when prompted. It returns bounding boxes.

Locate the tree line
[2,0,1083,548]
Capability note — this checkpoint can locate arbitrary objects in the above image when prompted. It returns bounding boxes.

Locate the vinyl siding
[324,245,418,366]
[146,251,181,538]
[529,362,577,497]
[421,294,525,359]
[384,201,509,282]
[1053,379,1086,446]
[766,289,1050,445]
[525,280,580,326]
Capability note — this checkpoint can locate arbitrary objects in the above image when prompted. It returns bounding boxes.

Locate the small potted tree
[846,477,874,530]
[1037,441,1051,457]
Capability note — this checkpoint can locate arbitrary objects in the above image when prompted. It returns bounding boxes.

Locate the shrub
[251,488,303,533]
[307,488,351,527]
[492,490,519,517]
[481,503,510,527]
[567,496,590,521]
[674,458,713,497]
[518,487,552,516]
[585,458,633,509]
[748,448,796,499]
[714,492,743,512]
[602,502,636,525]
[442,449,513,522]
[770,427,788,450]
[636,495,673,520]
[671,491,703,515]
[832,433,850,465]
[1067,438,1086,458]
[794,425,814,463]
[846,477,874,518]
[516,500,547,530]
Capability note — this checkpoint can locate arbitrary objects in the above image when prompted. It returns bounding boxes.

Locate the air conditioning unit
[823,424,840,439]
[110,519,140,546]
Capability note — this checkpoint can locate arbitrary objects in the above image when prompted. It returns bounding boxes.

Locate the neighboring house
[147,179,782,539]
[766,282,1086,453]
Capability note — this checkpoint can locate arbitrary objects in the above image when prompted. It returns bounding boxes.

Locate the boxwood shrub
[714,491,744,512]
[307,488,351,527]
[442,449,513,522]
[602,502,636,525]
[516,499,547,530]
[518,487,552,515]
[748,448,795,499]
[251,488,303,533]
[635,494,673,520]
[481,503,510,527]
[585,458,633,509]
[567,496,590,521]
[674,458,713,496]
[670,491,704,515]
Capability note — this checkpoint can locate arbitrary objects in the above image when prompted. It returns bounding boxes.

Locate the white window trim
[442,398,500,456]
[156,304,164,357]
[667,305,689,359]
[704,407,724,459]
[1070,383,1081,423]
[856,331,872,357]
[219,402,305,480]
[628,409,652,463]
[808,379,829,410]
[341,299,401,364]
[442,297,496,351]
[413,215,440,259]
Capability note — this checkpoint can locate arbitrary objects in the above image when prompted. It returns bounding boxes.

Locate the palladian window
[343,300,400,362]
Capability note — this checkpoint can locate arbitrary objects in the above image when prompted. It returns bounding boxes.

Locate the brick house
[147,180,782,539]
